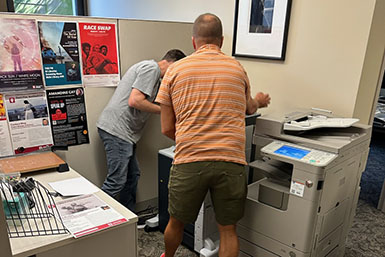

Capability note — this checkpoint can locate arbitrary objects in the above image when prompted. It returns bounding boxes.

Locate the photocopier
[158,109,371,257]
[238,109,371,257]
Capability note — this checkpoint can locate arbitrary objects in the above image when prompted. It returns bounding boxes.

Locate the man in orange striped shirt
[156,13,270,257]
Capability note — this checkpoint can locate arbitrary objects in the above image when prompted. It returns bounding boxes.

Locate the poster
[46,87,89,146]
[4,92,53,154]
[38,21,82,86]
[0,18,44,91]
[79,22,120,87]
[0,94,13,157]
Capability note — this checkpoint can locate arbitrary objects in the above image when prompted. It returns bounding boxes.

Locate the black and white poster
[46,87,89,146]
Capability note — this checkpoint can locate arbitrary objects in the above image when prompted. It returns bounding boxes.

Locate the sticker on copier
[290,180,305,197]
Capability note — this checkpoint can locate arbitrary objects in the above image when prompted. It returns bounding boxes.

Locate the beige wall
[244,0,377,118]
[353,0,385,124]
[113,20,194,203]
[88,0,385,123]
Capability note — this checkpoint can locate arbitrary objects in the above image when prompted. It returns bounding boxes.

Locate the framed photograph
[232,0,292,60]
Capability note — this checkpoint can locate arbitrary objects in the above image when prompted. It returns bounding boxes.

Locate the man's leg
[217,224,239,257]
[164,216,185,257]
[98,129,133,203]
[120,152,140,212]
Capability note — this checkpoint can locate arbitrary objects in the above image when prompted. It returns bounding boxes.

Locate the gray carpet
[359,131,385,207]
[138,199,385,257]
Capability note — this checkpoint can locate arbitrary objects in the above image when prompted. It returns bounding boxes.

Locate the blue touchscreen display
[274,145,310,159]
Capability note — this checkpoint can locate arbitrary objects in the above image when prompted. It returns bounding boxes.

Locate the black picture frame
[232,0,292,60]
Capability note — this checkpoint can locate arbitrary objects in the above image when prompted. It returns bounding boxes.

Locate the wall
[353,0,385,124]
[65,19,194,206]
[88,0,385,122]
[0,12,193,210]
[0,0,7,12]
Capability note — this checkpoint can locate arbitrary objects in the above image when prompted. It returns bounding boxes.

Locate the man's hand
[246,91,271,114]
[128,88,161,114]
[254,92,271,108]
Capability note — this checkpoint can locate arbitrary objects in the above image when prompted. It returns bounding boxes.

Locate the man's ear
[192,36,197,50]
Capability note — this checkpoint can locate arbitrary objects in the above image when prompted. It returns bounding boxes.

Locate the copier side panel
[240,179,320,253]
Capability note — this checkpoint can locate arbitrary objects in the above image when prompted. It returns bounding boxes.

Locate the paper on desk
[49,177,99,196]
[55,194,128,238]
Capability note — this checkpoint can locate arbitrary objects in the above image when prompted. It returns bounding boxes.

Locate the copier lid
[283,114,359,131]
[254,110,371,154]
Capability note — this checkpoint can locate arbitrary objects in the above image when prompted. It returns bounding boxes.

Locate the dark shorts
[168,161,247,225]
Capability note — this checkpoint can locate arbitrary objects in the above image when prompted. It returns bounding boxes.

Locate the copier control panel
[261,141,337,166]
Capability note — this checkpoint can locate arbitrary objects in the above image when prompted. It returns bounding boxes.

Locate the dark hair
[100,45,108,50]
[82,42,91,50]
[162,49,186,62]
[24,100,29,104]
[193,13,223,45]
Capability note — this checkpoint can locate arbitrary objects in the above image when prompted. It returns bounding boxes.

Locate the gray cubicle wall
[0,12,194,211]
[64,19,194,210]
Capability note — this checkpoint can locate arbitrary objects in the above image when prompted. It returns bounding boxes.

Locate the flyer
[0,94,13,157]
[4,92,53,154]
[46,87,89,146]
[38,21,82,86]
[0,18,44,91]
[79,22,120,87]
[54,194,128,238]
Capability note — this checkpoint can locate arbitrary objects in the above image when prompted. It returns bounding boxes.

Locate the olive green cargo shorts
[168,161,247,225]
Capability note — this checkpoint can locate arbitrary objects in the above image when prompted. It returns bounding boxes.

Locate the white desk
[1,168,138,257]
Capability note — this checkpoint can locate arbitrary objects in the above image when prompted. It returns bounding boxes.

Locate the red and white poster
[79,22,120,87]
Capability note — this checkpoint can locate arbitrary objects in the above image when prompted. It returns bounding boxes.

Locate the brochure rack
[0,175,68,238]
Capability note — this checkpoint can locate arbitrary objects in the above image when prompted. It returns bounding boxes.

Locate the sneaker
[160,253,165,257]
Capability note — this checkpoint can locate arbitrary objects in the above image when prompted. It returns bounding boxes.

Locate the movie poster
[4,92,53,154]
[0,94,13,157]
[0,18,44,91]
[79,22,120,87]
[46,87,89,146]
[38,21,82,86]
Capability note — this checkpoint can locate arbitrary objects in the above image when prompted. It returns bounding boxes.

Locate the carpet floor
[138,199,385,257]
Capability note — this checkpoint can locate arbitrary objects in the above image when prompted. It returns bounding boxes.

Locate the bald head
[192,13,223,47]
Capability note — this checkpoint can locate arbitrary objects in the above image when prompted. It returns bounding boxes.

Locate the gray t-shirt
[97,60,160,143]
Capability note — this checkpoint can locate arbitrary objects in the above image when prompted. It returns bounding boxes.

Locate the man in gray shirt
[97,49,185,212]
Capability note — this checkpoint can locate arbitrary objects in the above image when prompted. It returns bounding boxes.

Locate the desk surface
[8,168,138,257]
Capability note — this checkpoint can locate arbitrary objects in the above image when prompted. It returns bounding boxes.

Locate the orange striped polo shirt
[156,44,250,165]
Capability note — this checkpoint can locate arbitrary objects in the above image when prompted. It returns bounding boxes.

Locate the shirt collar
[194,44,222,54]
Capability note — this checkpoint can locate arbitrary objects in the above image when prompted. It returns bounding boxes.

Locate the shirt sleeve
[132,62,160,98]
[155,66,174,106]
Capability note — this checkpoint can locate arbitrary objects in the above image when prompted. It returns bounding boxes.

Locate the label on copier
[290,180,305,197]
